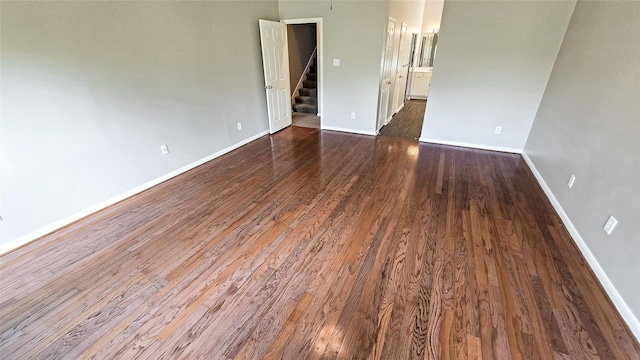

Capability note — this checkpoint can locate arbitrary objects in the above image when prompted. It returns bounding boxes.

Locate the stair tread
[295,96,317,104]
[293,103,316,108]
[293,103,318,113]
[299,88,317,96]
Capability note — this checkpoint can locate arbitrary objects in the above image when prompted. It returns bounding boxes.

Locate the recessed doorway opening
[282,18,323,130]
[376,1,444,142]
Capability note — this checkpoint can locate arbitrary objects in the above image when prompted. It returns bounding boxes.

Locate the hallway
[378,100,426,141]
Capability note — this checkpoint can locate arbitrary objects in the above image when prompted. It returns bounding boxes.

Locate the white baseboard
[322,126,377,136]
[521,152,640,341]
[0,130,270,255]
[391,103,405,115]
[419,137,522,154]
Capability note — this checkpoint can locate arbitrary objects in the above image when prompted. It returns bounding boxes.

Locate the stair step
[303,80,316,88]
[299,88,317,97]
[306,73,317,81]
[295,96,317,105]
[293,103,318,114]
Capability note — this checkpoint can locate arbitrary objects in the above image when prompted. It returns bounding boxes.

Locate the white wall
[1,1,279,247]
[386,1,425,49]
[420,0,576,152]
[524,0,640,335]
[279,1,387,134]
[421,0,444,33]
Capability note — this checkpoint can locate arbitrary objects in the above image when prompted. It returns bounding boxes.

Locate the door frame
[281,18,324,129]
[405,33,418,102]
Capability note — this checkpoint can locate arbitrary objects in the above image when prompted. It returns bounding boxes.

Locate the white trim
[385,114,393,125]
[282,18,323,129]
[419,137,522,154]
[521,152,640,342]
[281,17,322,25]
[291,47,317,105]
[322,126,376,136]
[0,130,270,255]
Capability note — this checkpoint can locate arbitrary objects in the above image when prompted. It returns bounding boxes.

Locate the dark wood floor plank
[378,100,426,141]
[1,127,638,359]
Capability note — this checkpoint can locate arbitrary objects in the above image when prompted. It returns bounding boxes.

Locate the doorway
[282,18,323,130]
[379,25,442,141]
[378,30,438,141]
[376,0,444,141]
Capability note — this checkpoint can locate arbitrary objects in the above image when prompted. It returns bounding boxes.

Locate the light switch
[603,216,618,235]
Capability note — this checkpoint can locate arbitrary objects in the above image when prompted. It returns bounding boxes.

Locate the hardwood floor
[378,100,426,141]
[1,127,638,359]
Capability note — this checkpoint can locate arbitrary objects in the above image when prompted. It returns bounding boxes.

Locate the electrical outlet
[495,126,502,134]
[333,59,341,66]
[237,122,242,131]
[351,112,356,119]
[160,144,169,155]
[567,175,576,188]
[603,216,618,235]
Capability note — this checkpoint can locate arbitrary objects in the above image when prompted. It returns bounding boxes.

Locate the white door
[259,19,292,134]
[393,23,408,114]
[378,17,396,131]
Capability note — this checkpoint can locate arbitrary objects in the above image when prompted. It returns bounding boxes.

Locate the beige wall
[1,1,279,246]
[420,0,576,151]
[524,0,640,329]
[287,24,316,92]
[421,0,444,34]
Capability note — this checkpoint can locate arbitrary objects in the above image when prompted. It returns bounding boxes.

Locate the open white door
[259,19,292,134]
[393,23,408,114]
[377,17,396,131]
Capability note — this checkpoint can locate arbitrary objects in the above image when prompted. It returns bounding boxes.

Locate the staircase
[293,54,318,114]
